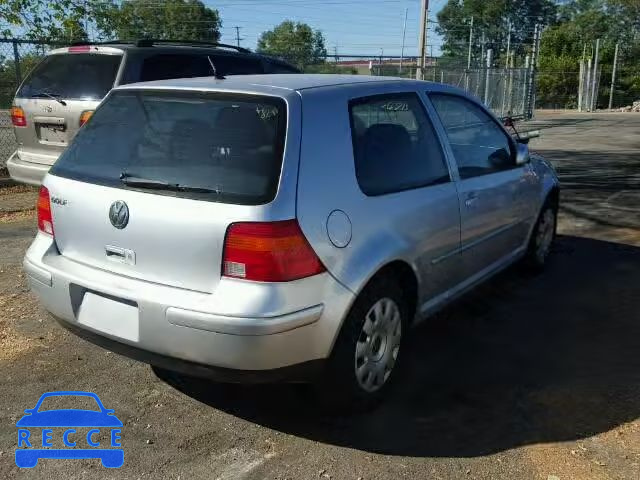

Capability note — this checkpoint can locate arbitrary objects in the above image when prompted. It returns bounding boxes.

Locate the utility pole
[590,38,600,111]
[500,22,512,115]
[484,48,493,106]
[400,8,408,74]
[525,24,540,119]
[522,54,530,115]
[578,59,585,112]
[234,26,243,48]
[608,42,619,110]
[416,0,429,80]
[465,16,474,90]
[585,56,593,111]
[505,21,511,68]
[467,16,474,70]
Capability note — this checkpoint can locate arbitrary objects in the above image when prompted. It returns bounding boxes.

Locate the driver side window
[430,94,515,179]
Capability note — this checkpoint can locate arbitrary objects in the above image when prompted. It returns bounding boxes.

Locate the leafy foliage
[435,0,557,65]
[257,21,327,69]
[0,0,89,42]
[95,0,221,42]
[0,0,220,42]
[539,0,640,107]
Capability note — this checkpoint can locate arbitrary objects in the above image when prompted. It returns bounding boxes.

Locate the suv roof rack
[134,39,251,53]
[69,40,133,46]
[69,39,251,54]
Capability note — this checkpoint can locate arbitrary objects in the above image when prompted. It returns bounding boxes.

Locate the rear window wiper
[120,172,220,194]
[31,91,67,106]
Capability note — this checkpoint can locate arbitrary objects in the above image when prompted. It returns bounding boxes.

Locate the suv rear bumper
[24,233,354,379]
[6,151,56,186]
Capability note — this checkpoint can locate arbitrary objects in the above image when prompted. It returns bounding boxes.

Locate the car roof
[115,74,440,96]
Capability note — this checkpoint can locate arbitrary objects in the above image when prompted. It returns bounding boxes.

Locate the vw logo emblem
[109,201,129,229]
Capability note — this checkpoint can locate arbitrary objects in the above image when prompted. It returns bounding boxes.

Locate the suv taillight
[222,220,325,282]
[79,110,93,127]
[37,186,54,236]
[10,106,26,127]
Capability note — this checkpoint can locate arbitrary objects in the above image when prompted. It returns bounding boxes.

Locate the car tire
[524,199,557,270]
[315,275,409,412]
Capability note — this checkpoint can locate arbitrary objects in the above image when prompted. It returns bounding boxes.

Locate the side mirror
[515,143,530,166]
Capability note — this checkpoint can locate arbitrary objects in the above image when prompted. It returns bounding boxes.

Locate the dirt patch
[0,265,54,361]
[0,208,35,223]
[0,184,36,196]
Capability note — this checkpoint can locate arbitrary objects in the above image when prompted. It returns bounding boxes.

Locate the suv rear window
[50,90,287,205]
[17,53,121,100]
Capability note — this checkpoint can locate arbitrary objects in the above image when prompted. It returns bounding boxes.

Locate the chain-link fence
[309,57,533,119]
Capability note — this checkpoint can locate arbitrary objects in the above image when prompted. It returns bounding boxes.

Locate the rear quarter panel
[295,82,461,308]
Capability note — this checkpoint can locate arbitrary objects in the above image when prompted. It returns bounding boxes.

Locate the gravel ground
[0,112,639,480]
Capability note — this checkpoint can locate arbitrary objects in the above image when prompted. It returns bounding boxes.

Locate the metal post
[608,42,619,110]
[525,24,540,119]
[505,21,511,68]
[416,0,429,80]
[465,16,474,91]
[12,39,22,85]
[507,53,514,113]
[501,23,512,115]
[480,31,486,66]
[440,70,444,83]
[484,49,493,106]
[590,38,600,111]
[522,54,530,116]
[585,57,592,111]
[399,8,408,75]
[578,60,584,112]
[467,16,474,70]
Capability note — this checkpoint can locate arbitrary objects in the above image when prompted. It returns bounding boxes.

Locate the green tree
[95,0,221,41]
[257,21,327,69]
[435,0,557,65]
[538,0,640,108]
[0,0,220,42]
[0,0,89,41]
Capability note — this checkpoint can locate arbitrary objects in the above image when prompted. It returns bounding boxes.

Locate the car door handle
[465,192,478,207]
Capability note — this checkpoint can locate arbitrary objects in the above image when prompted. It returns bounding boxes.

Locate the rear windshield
[50,90,287,205]
[17,53,121,100]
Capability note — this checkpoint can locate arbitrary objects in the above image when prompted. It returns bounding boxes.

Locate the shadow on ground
[537,150,640,228]
[156,235,640,458]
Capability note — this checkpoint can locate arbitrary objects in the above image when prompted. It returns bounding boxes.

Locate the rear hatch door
[47,89,288,293]
[14,48,122,164]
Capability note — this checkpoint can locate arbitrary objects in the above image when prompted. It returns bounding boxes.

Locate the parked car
[24,75,559,409]
[7,40,299,185]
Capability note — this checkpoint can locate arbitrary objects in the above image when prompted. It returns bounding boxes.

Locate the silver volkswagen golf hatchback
[24,75,559,408]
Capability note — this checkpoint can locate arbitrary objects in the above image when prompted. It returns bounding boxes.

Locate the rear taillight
[222,220,325,282]
[10,106,26,127]
[79,110,94,127]
[37,186,54,236]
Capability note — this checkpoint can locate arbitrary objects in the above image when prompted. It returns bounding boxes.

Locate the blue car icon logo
[16,391,123,468]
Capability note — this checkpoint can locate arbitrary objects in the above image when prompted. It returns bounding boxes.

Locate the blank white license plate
[77,293,139,342]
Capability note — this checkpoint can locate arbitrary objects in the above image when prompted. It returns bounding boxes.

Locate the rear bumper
[24,233,354,378]
[6,151,56,186]
[56,317,325,383]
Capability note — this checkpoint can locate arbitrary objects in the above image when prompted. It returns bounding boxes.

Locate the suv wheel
[524,200,557,269]
[318,276,408,411]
